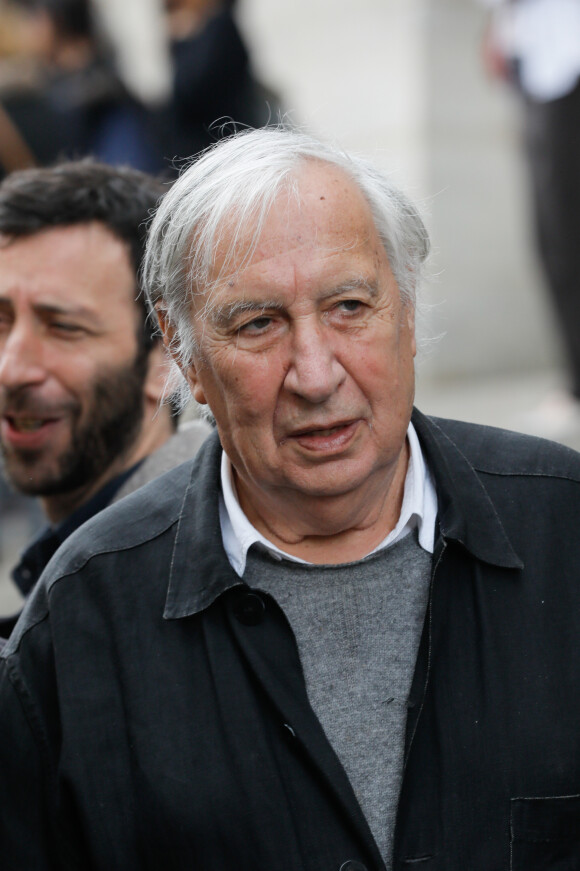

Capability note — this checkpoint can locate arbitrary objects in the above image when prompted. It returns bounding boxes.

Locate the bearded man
[0,160,209,634]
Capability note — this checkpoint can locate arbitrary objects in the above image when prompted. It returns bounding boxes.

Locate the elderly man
[0,160,209,634]
[1,129,579,870]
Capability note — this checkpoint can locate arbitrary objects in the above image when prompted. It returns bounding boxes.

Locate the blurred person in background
[0,0,280,178]
[480,0,580,437]
[0,159,209,637]
[0,0,165,176]
[0,0,42,173]
[160,0,280,163]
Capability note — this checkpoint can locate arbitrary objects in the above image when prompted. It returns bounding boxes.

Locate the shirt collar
[162,414,522,621]
[219,422,438,578]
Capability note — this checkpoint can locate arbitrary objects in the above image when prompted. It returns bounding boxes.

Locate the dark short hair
[0,159,167,350]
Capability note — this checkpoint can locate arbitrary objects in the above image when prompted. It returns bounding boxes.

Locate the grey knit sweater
[245,531,432,868]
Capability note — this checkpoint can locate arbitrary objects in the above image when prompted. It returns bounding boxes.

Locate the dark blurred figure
[480,0,580,437]
[0,0,164,177]
[161,0,280,163]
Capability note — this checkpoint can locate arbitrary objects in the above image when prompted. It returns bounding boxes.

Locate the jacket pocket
[510,794,580,870]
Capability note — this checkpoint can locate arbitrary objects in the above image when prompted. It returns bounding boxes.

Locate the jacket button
[233,591,266,625]
[339,863,368,871]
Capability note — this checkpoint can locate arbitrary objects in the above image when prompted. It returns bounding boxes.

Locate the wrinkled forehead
[206,162,382,287]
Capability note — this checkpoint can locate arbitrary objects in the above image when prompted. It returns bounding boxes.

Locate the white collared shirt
[219,422,438,577]
[479,0,580,101]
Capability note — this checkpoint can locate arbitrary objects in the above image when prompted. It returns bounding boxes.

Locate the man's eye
[240,316,272,333]
[52,322,83,334]
[337,299,363,313]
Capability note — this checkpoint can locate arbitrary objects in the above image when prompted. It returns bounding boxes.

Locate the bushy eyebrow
[0,297,96,319]
[34,302,96,319]
[207,275,379,328]
[208,299,285,328]
[329,277,379,299]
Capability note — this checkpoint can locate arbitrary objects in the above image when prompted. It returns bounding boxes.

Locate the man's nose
[0,326,48,390]
[283,321,346,403]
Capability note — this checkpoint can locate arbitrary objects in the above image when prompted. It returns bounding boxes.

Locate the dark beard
[2,351,148,498]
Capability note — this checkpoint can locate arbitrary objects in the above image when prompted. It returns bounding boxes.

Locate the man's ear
[155,305,174,352]
[179,353,207,406]
[143,342,173,405]
[154,305,207,406]
[405,302,417,358]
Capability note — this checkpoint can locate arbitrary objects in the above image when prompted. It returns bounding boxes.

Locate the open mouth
[294,421,353,438]
[2,414,61,444]
[284,419,360,452]
[8,417,49,433]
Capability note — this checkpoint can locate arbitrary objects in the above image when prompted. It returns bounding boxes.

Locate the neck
[41,458,133,525]
[235,440,410,565]
[41,405,174,525]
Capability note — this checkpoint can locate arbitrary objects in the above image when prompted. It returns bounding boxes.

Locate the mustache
[0,388,78,419]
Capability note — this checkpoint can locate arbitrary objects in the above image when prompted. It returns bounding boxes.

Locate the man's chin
[1,454,66,498]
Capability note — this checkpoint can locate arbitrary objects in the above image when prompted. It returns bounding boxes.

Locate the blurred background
[0,0,577,601]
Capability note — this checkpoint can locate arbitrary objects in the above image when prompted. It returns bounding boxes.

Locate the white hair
[143,127,430,393]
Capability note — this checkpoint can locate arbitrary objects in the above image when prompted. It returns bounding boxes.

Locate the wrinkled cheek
[216,380,274,444]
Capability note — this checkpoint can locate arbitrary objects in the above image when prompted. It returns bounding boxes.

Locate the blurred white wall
[238,0,561,382]
[421,0,559,381]
[92,0,172,105]
[240,0,429,189]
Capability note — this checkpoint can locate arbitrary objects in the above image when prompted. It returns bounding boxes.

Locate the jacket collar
[164,410,523,619]
[412,408,523,569]
[163,429,241,620]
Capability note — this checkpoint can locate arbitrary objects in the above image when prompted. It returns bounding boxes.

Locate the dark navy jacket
[1,410,579,870]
